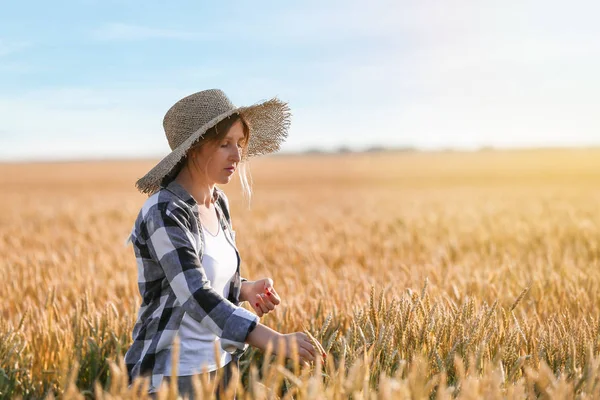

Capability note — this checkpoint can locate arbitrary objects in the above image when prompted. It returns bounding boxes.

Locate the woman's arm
[144,208,257,354]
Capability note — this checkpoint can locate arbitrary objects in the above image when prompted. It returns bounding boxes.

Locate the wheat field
[1,149,600,399]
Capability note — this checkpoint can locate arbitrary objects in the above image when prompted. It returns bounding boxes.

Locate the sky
[1,0,599,161]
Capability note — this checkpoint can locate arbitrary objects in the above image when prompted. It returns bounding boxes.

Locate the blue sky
[1,0,599,161]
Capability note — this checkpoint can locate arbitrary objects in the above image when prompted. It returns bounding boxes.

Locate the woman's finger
[253,306,264,317]
[265,287,281,305]
[259,294,276,311]
[255,294,270,314]
[301,339,317,358]
[252,296,265,316]
[298,348,315,363]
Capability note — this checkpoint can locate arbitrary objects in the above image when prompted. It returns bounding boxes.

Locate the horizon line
[1,144,599,165]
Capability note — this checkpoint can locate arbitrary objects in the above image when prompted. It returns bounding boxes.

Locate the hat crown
[163,89,236,150]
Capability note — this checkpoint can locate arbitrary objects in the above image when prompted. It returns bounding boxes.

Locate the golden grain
[1,149,600,398]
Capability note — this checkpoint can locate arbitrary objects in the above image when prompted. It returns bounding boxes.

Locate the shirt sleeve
[143,207,258,354]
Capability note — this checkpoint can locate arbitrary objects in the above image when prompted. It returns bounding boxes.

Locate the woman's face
[195,120,245,185]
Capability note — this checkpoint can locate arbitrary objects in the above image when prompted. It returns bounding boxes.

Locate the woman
[124,89,323,398]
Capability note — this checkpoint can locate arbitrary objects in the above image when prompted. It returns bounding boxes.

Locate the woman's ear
[192,144,206,159]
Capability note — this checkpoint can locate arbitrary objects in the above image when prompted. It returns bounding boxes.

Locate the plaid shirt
[124,180,258,392]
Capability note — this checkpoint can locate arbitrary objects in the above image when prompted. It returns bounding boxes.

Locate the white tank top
[165,220,238,376]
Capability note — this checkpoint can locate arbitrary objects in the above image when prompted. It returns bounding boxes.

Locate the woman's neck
[175,165,215,208]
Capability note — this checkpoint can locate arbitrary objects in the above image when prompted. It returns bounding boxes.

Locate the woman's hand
[246,325,326,366]
[241,278,281,317]
[279,332,326,365]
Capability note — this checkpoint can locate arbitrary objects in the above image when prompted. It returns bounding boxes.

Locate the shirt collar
[163,180,220,206]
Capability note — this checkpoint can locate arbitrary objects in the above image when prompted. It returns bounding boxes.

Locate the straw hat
[135,89,291,195]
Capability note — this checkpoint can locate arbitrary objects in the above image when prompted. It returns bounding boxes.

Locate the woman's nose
[231,147,241,161]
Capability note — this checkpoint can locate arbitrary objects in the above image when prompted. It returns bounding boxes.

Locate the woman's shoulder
[128,188,197,245]
[136,188,194,225]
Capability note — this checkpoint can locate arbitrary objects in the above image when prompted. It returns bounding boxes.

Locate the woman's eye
[221,143,228,148]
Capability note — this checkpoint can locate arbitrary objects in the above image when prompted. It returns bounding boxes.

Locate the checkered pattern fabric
[124,180,258,392]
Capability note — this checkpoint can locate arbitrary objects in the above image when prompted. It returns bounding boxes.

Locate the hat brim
[135,98,290,195]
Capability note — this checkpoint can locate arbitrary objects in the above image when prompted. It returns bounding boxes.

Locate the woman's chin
[217,175,233,184]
